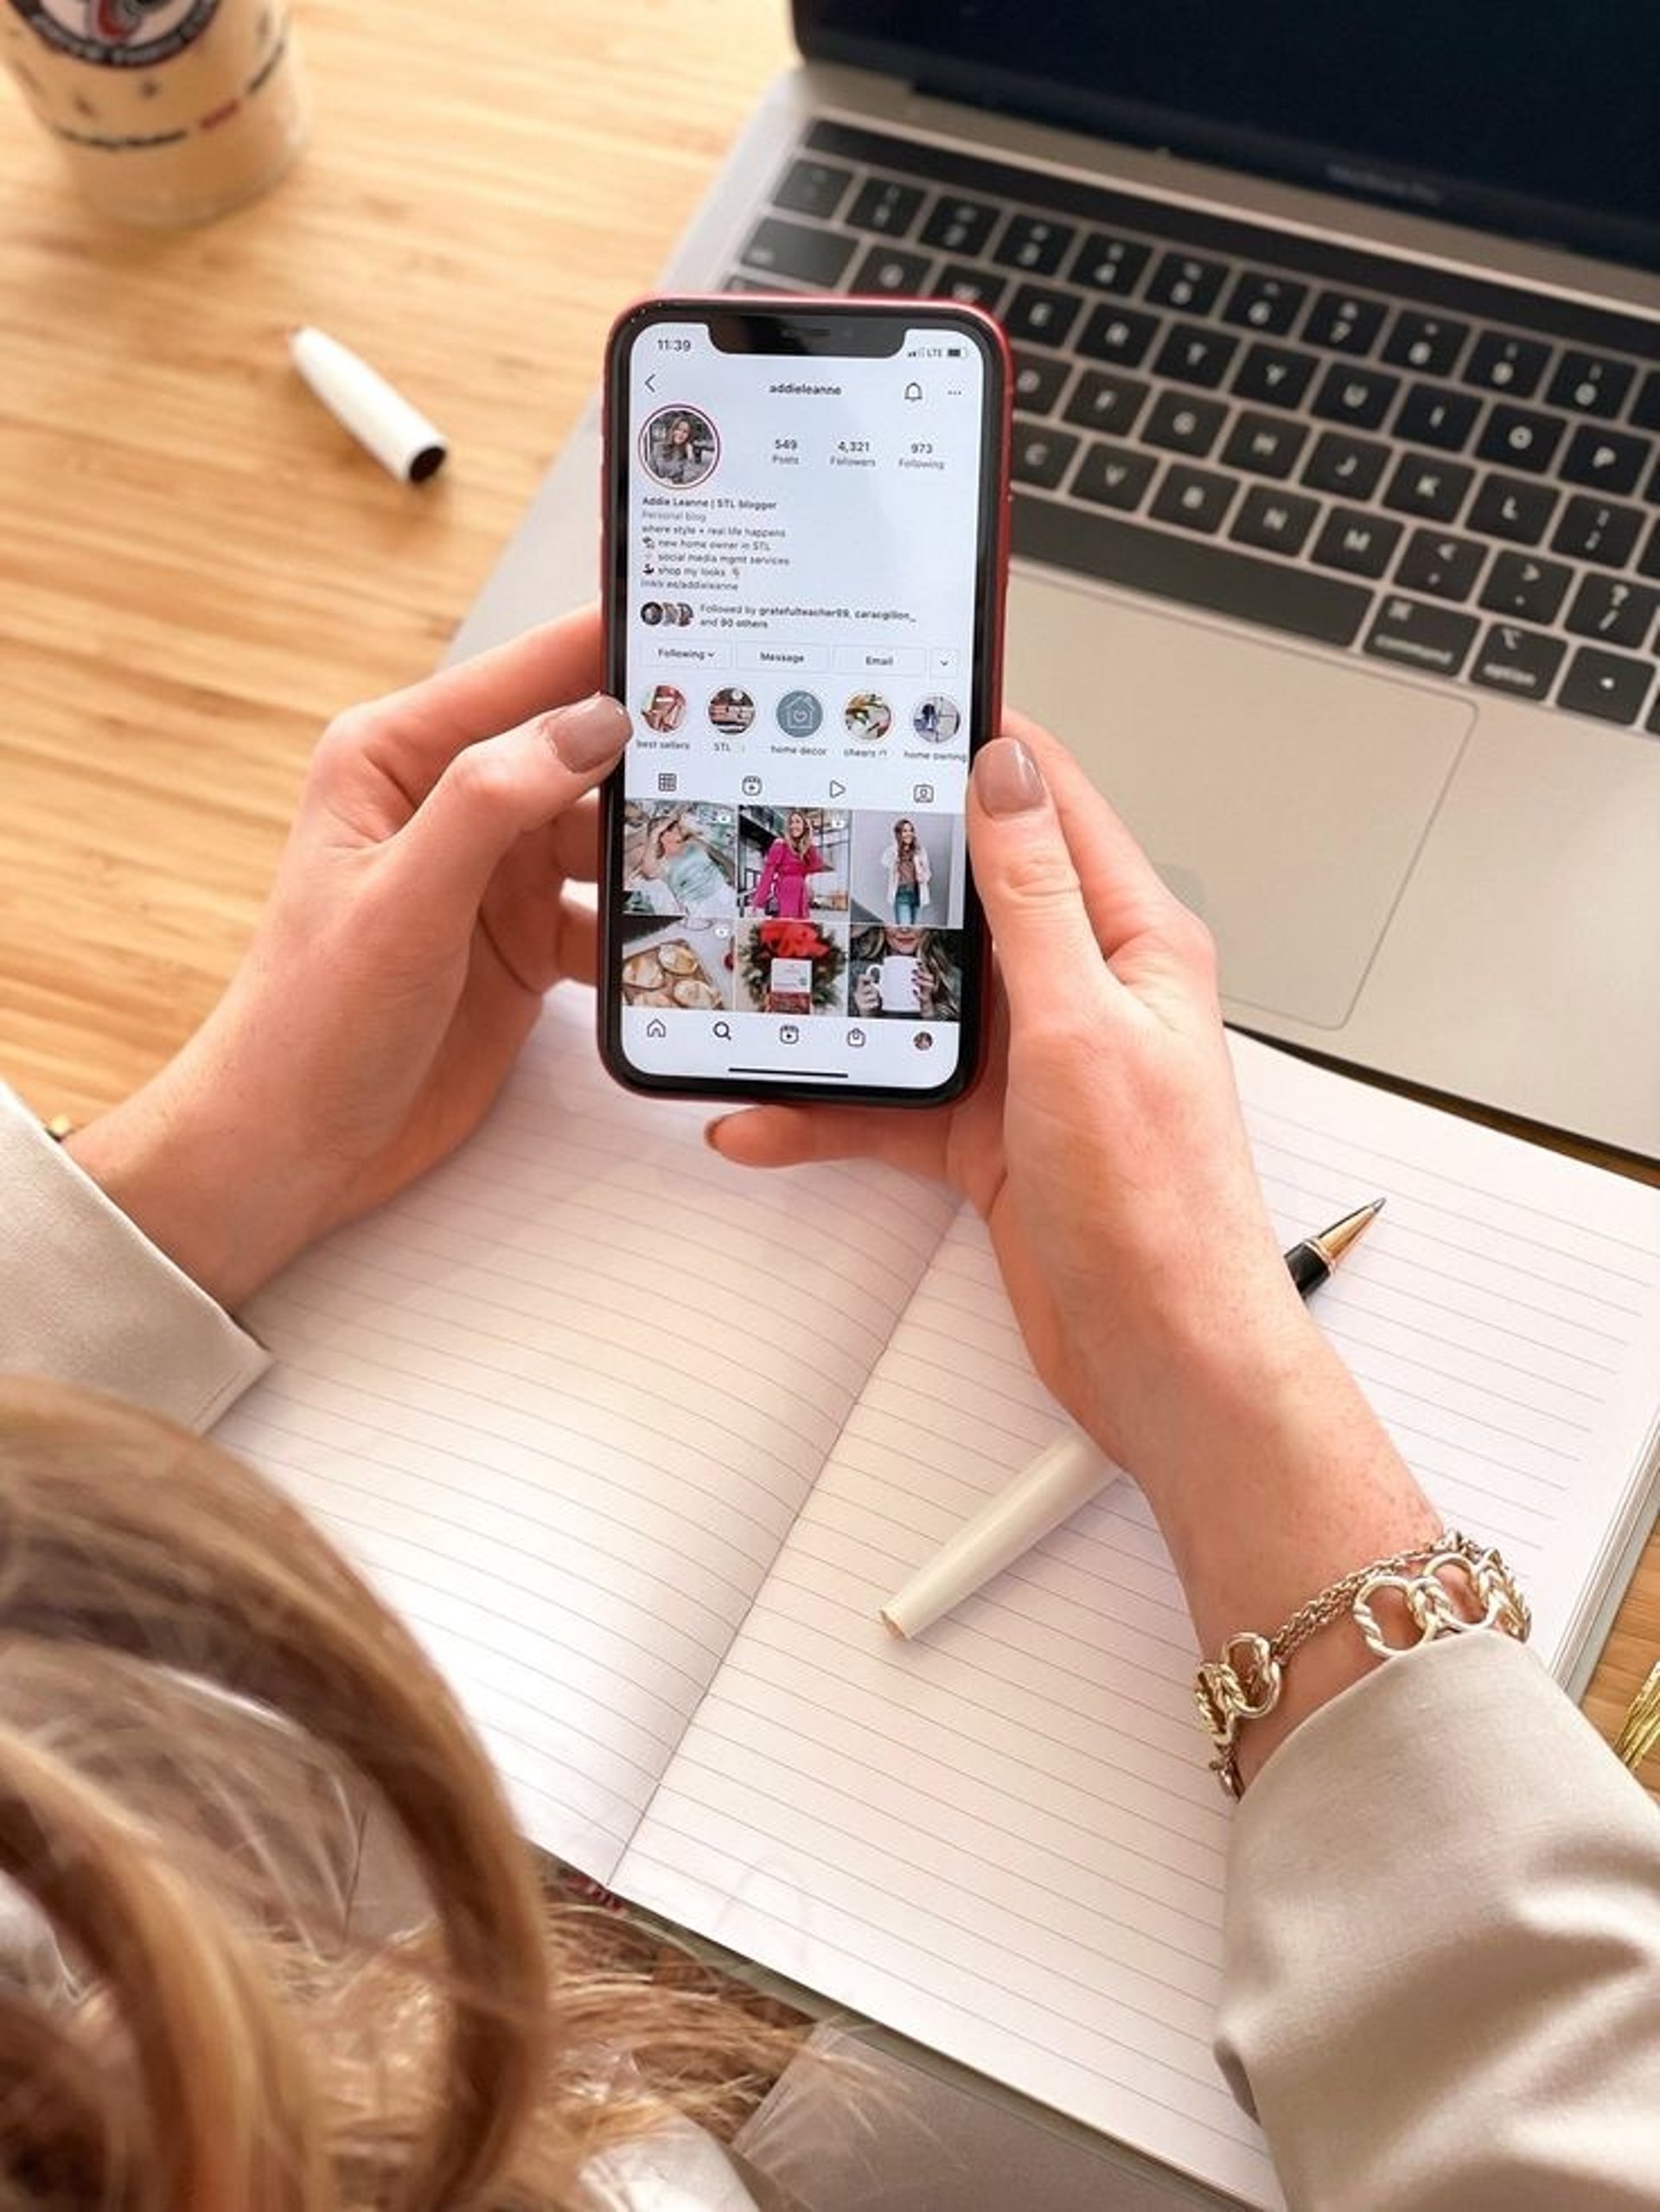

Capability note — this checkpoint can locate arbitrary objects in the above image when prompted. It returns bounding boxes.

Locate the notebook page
[214,991,956,1883]
[616,1037,1660,2206]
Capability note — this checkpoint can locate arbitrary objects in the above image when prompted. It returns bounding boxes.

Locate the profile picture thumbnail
[912,695,961,743]
[640,684,686,734]
[708,685,756,734]
[844,691,893,743]
[641,405,718,489]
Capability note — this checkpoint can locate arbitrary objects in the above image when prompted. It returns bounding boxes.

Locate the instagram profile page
[614,320,987,1090]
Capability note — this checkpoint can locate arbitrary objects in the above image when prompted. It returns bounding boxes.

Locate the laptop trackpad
[1004,574,1474,1030]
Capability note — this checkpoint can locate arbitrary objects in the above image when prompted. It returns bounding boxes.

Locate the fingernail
[974,736,1046,817]
[544,693,629,773]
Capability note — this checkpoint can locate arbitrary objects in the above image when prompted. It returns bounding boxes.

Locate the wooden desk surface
[1,0,1654,1771]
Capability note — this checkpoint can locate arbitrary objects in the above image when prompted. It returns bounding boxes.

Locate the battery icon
[947,346,963,355]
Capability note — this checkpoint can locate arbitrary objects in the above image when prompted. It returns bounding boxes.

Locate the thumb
[968,736,1114,1032]
[391,693,629,923]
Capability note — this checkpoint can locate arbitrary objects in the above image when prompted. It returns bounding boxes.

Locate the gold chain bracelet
[1194,1529,1530,1799]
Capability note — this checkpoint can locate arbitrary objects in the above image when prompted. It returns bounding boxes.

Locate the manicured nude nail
[975,736,1046,816]
[545,694,629,773]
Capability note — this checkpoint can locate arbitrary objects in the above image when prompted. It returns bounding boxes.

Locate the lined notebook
[215,992,1660,2209]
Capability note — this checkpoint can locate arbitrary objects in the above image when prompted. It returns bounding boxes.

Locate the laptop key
[1013,496,1371,647]
[1470,624,1567,701]
[1311,363,1401,430]
[1301,291,1388,354]
[1556,645,1656,726]
[739,218,856,289]
[1395,529,1487,602]
[1627,372,1660,430]
[1564,576,1660,650]
[1479,551,1572,624]
[1364,595,1478,677]
[849,244,935,295]
[1461,333,1550,398]
[1393,382,1482,452]
[1063,369,1151,437]
[1150,463,1240,534]
[1467,472,1558,545]
[993,214,1075,274]
[1231,341,1318,410]
[1146,252,1227,315]
[1302,430,1389,500]
[1076,303,1161,368]
[920,196,999,255]
[1230,485,1320,557]
[772,159,854,220]
[1153,322,1238,391]
[1071,441,1157,511]
[1638,519,1660,582]
[1004,282,1084,348]
[1547,352,1635,419]
[722,273,806,294]
[1069,232,1152,296]
[845,177,926,236]
[1552,495,1643,569]
[1223,271,1308,335]
[1221,410,1307,480]
[1382,311,1470,376]
[1382,452,1475,523]
[931,263,1008,314]
[1475,404,1567,475]
[1560,424,1651,497]
[1142,391,1228,458]
[1012,349,1071,416]
[1011,423,1082,490]
[1312,507,1403,577]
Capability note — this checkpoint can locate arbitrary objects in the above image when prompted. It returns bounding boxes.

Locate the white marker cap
[288,325,448,483]
[880,1430,1119,1639]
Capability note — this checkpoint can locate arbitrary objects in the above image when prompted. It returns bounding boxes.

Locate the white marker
[288,326,448,483]
[880,1431,1118,1639]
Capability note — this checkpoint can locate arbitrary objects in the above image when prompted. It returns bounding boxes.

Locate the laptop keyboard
[723,118,1660,735]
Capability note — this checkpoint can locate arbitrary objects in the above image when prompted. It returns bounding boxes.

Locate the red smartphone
[598,295,1010,1106]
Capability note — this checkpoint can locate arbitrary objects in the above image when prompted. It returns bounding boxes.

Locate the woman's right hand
[714,718,1319,1476]
[716,714,1435,1763]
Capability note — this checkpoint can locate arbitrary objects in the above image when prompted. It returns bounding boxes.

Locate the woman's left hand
[67,606,628,1310]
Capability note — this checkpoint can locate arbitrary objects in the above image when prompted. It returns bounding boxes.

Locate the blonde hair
[0,1380,796,2209]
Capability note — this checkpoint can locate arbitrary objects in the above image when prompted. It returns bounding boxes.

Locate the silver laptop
[452,1,1660,1160]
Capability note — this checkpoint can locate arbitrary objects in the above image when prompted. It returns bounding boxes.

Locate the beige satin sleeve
[1216,1630,1660,2209]
[1,1083,269,1429]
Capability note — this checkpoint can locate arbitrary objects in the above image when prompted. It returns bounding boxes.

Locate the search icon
[713,1019,732,1041]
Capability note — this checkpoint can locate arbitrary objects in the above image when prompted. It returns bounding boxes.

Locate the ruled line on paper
[269,1473,731,1701]
[292,1240,877,1431]
[645,1748,1221,2036]
[244,1366,799,1578]
[698,1656,1225,1920]
[246,1400,763,1627]
[616,1823,1267,2162]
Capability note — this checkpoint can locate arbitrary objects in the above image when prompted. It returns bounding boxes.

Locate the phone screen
[601,301,1006,1103]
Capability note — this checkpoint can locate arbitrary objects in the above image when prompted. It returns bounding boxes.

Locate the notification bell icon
[903,381,923,401]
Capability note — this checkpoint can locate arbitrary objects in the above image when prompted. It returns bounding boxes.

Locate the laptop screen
[795,2,1659,268]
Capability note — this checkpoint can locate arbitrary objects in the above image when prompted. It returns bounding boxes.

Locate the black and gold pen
[1285,1197,1385,1297]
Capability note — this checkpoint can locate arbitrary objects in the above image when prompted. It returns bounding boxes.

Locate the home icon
[645,1017,667,1039]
